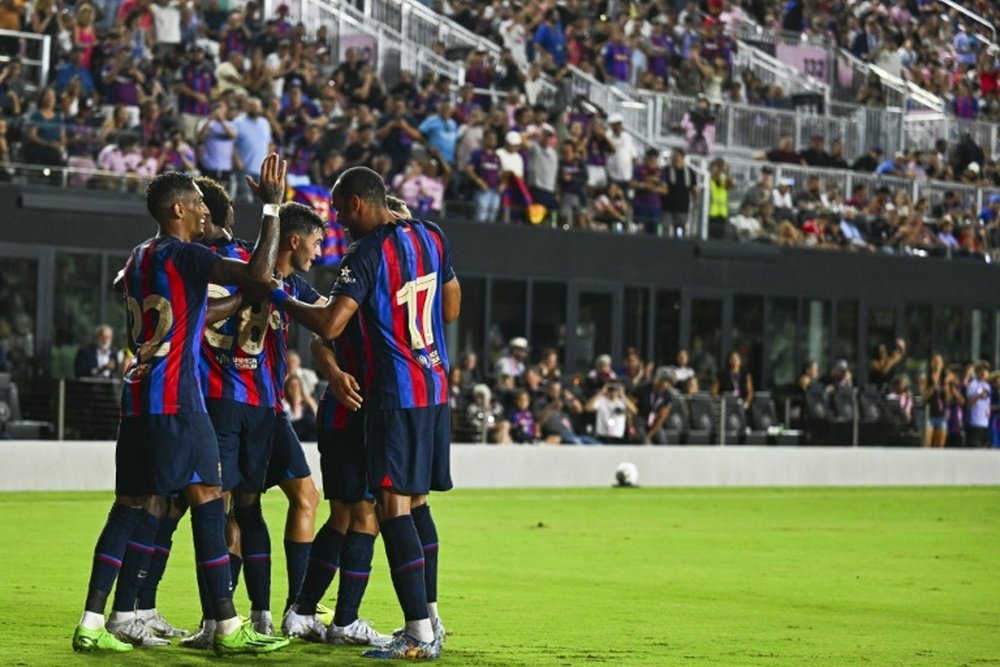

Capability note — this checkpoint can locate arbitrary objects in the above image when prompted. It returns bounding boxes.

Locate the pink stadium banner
[776,43,829,83]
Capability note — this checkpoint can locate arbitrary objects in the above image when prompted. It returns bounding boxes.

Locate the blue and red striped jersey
[330,219,455,410]
[199,237,277,408]
[268,272,322,412]
[121,236,221,416]
[316,313,374,431]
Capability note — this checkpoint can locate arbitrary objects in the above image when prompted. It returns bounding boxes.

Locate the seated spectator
[800,135,831,168]
[158,128,198,173]
[644,368,677,444]
[741,166,773,216]
[74,324,122,379]
[713,351,754,411]
[495,336,529,379]
[886,375,915,425]
[827,359,853,390]
[419,100,458,165]
[729,202,765,242]
[97,133,148,184]
[592,182,630,231]
[585,381,637,444]
[283,375,318,442]
[507,389,538,444]
[754,134,804,165]
[668,348,695,386]
[869,339,906,390]
[799,361,819,394]
[197,100,237,183]
[535,348,561,385]
[534,381,598,445]
[467,130,502,224]
[465,384,511,444]
[391,158,445,218]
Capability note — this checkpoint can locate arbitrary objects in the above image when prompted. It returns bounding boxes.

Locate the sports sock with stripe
[284,539,311,612]
[84,504,141,614]
[234,501,271,612]
[380,515,429,625]
[137,514,179,611]
[411,504,439,610]
[190,498,236,621]
[334,531,375,627]
[294,522,343,616]
[112,510,159,613]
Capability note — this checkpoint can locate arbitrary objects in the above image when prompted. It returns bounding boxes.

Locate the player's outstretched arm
[208,153,287,287]
[309,335,363,411]
[273,292,359,343]
[442,276,461,324]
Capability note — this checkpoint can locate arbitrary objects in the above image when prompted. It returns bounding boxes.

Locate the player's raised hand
[246,153,288,205]
[329,369,363,411]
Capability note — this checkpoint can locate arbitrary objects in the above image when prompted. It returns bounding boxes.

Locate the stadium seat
[0,373,53,439]
[655,393,686,445]
[686,393,715,445]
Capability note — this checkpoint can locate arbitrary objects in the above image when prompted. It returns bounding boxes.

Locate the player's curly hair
[331,166,387,208]
[145,171,196,223]
[279,202,326,241]
[194,176,232,231]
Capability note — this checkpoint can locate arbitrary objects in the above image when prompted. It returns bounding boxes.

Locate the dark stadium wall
[0,183,996,306]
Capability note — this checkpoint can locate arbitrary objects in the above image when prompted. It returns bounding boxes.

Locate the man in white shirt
[496,131,525,180]
[965,362,992,447]
[150,0,182,58]
[603,113,635,187]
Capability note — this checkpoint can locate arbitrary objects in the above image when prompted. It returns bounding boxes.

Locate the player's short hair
[146,171,196,223]
[195,176,232,230]
[332,166,387,209]
[279,202,325,240]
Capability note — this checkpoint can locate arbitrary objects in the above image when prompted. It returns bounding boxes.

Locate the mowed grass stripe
[0,487,997,666]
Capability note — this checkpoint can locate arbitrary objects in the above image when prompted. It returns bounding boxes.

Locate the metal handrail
[0,29,50,92]
[936,0,996,46]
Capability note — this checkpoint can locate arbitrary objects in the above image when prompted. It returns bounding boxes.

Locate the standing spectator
[233,97,273,201]
[669,348,695,385]
[585,382,637,444]
[965,362,992,448]
[922,354,948,448]
[197,100,236,183]
[602,113,634,189]
[586,354,618,395]
[24,87,66,168]
[869,338,906,390]
[631,147,667,235]
[467,130,502,224]
[219,9,251,59]
[149,0,181,59]
[214,50,247,98]
[679,94,716,155]
[643,368,677,445]
[74,324,121,379]
[558,139,587,228]
[101,47,144,126]
[286,123,323,186]
[55,48,96,99]
[158,127,197,172]
[602,26,632,87]
[73,4,97,69]
[342,124,379,170]
[662,148,697,238]
[278,83,319,147]
[419,100,459,166]
[376,96,421,178]
[175,44,215,140]
[707,158,733,239]
[533,9,566,65]
[495,336,529,379]
[526,124,559,223]
[713,351,754,411]
[945,369,966,448]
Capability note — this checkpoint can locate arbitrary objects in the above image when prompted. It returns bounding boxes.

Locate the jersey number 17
[395,273,437,350]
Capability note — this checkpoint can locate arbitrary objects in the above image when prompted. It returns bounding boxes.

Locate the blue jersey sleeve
[289,273,322,305]
[330,235,380,305]
[174,241,222,285]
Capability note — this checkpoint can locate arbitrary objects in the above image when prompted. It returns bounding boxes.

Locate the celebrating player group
[72,153,461,660]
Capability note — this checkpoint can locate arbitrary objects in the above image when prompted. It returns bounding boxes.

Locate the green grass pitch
[1,487,998,666]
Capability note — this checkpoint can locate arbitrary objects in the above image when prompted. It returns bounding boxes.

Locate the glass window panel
[488,280,526,368]
[0,257,39,384]
[623,288,650,360]
[574,291,613,373]
[690,298,722,387]
[654,290,680,366]
[733,295,764,387]
[766,297,799,391]
[531,282,566,366]
[834,301,858,374]
[934,305,965,365]
[904,305,933,377]
[51,253,103,379]
[457,277,485,361]
[104,254,130,355]
[969,309,994,365]
[799,299,830,380]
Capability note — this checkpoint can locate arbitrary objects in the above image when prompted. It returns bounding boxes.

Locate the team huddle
[72,154,461,660]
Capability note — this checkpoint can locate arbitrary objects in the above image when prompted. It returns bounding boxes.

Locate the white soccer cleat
[327,618,392,646]
[433,617,446,646]
[106,617,170,647]
[137,609,189,638]
[251,610,275,636]
[178,621,215,650]
[281,606,327,642]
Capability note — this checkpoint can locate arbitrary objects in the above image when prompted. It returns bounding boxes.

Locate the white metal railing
[733,39,831,110]
[937,0,996,46]
[0,29,50,92]
[903,112,1000,164]
[867,64,945,114]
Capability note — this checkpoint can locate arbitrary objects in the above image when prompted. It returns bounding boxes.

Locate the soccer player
[281,196,414,645]
[271,167,461,659]
[71,155,290,656]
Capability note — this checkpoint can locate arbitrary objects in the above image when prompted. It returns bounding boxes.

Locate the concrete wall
[1,442,998,492]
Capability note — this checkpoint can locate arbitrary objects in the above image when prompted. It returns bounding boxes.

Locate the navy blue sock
[284,539,311,611]
[229,553,243,596]
[196,566,213,619]
[137,515,179,610]
[234,502,271,612]
[85,504,142,614]
[380,515,428,622]
[334,531,376,627]
[191,498,235,621]
[294,523,343,616]
[112,510,159,613]
[411,504,439,605]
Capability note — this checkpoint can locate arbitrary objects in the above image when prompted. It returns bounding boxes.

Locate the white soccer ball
[614,461,639,487]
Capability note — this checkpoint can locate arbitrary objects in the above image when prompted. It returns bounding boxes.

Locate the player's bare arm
[208,153,287,287]
[309,334,363,411]
[275,292,359,343]
[442,277,461,324]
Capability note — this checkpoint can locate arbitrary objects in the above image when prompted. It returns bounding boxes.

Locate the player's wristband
[270,288,289,307]
[262,203,281,218]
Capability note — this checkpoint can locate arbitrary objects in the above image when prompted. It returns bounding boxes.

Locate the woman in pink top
[73,4,96,69]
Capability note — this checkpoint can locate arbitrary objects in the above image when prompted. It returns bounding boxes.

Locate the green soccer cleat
[315,603,335,628]
[213,621,290,656]
[72,625,134,652]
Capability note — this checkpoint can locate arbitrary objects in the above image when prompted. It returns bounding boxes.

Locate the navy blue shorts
[366,404,453,496]
[116,413,221,497]
[207,399,275,493]
[266,413,312,488]
[318,412,372,503]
